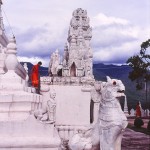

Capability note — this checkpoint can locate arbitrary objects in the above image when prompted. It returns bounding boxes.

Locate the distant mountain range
[93,63,148,110]
[21,62,149,110]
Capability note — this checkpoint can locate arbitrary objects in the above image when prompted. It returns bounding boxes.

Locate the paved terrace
[121,118,150,150]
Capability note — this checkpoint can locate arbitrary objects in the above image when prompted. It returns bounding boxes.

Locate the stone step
[0,115,61,149]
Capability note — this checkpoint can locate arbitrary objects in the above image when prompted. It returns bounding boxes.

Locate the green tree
[127,39,150,111]
[127,39,150,90]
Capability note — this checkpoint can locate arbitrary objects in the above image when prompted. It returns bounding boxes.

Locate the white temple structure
[48,8,95,86]
[42,8,128,149]
[0,4,128,150]
[49,8,93,80]
[0,36,61,149]
[0,1,61,149]
[44,8,97,134]
[62,8,93,78]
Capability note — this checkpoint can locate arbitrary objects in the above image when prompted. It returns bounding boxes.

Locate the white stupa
[0,1,61,149]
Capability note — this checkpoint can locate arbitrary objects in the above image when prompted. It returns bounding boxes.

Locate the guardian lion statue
[69,76,128,150]
[99,76,128,150]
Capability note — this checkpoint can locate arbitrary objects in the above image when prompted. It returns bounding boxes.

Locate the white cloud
[17,56,50,67]
[94,41,139,62]
[91,13,150,63]
[2,0,149,66]
[14,11,150,66]
[91,13,129,27]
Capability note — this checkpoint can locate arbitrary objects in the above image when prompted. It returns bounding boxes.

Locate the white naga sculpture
[47,89,57,122]
[69,76,128,150]
[34,88,56,123]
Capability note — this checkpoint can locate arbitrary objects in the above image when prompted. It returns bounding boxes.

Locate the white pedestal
[0,115,61,149]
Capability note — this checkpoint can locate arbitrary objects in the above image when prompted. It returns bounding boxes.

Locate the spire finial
[5,37,18,71]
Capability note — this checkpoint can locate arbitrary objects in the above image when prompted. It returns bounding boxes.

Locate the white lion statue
[99,76,128,150]
[69,76,128,150]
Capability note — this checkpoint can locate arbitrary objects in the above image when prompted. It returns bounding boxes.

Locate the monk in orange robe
[31,61,42,88]
[136,102,141,117]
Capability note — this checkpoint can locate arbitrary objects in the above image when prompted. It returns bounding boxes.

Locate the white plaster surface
[53,85,91,125]
[0,5,131,149]
[0,115,61,149]
[0,52,6,73]
[0,91,42,121]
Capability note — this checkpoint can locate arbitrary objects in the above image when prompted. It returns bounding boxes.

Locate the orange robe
[31,64,39,88]
[136,105,141,117]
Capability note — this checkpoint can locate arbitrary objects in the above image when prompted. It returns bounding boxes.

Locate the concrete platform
[122,128,150,150]
[0,115,61,149]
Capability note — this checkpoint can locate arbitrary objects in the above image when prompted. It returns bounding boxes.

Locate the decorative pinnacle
[7,36,17,54]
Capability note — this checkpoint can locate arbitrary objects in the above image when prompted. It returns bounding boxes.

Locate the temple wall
[52,85,91,126]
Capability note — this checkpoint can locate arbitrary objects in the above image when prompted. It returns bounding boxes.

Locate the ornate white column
[91,82,102,124]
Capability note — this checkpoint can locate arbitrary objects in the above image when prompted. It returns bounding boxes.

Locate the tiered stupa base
[0,72,61,149]
[0,116,61,150]
[0,34,61,150]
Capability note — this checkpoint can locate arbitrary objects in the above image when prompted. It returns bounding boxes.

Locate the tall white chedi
[62,8,93,77]
[0,37,61,149]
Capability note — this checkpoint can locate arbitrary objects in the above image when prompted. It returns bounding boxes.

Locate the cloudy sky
[2,0,150,66]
